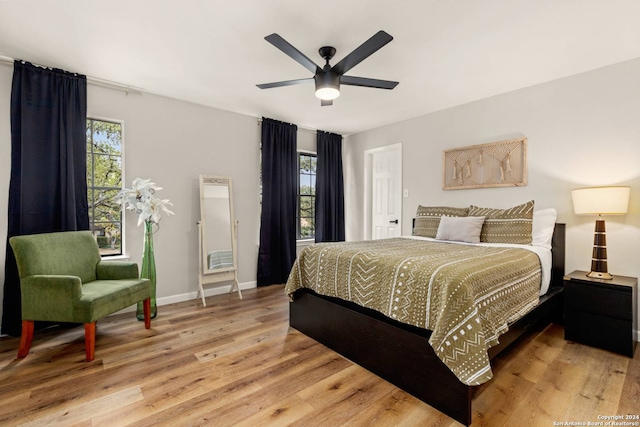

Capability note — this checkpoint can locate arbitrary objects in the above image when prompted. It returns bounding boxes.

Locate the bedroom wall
[85,85,264,305]
[344,57,640,337]
[0,64,265,328]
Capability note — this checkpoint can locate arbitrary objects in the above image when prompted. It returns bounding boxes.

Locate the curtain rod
[257,117,316,134]
[0,54,144,95]
[257,117,344,138]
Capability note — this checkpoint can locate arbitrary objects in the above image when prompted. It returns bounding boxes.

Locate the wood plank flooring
[0,285,638,426]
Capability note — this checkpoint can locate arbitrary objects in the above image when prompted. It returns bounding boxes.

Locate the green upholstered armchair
[9,231,152,361]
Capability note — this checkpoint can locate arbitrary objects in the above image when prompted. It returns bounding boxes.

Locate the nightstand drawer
[565,308,635,357]
[565,282,632,321]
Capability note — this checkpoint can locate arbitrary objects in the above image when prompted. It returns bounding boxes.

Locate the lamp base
[586,270,613,280]
[586,218,613,280]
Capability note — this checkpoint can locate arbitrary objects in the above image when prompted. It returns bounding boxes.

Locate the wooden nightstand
[564,270,637,357]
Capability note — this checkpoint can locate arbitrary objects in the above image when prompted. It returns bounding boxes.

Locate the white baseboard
[159,281,257,305]
[112,280,258,314]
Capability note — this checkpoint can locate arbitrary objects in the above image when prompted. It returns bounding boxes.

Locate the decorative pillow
[468,200,535,244]
[435,216,485,243]
[413,206,469,238]
[532,208,557,249]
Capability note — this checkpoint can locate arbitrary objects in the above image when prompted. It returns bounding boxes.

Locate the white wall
[87,86,264,304]
[344,58,640,335]
[297,127,317,153]
[0,66,265,327]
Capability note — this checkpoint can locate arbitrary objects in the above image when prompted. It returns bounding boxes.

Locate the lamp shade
[571,186,630,215]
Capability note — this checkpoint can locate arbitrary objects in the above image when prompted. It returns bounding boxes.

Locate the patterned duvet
[285,237,541,385]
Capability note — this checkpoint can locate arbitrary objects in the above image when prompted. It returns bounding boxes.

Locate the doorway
[363,143,402,240]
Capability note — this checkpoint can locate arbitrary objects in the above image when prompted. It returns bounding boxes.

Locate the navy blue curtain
[257,118,297,286]
[1,61,89,336]
[315,131,345,243]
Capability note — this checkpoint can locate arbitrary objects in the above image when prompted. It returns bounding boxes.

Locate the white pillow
[532,208,557,249]
[435,216,485,244]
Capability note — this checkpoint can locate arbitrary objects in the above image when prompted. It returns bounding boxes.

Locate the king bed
[285,203,565,426]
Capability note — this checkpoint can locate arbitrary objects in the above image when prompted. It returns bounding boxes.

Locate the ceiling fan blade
[341,75,399,90]
[321,99,333,107]
[332,31,393,75]
[264,33,320,74]
[256,78,313,89]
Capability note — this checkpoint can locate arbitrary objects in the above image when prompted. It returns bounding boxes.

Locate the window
[86,118,123,256]
[298,153,316,240]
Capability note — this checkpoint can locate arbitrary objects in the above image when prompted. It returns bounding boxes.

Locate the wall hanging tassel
[452,161,457,180]
[478,150,484,165]
[466,160,471,178]
[500,164,505,181]
[506,154,512,174]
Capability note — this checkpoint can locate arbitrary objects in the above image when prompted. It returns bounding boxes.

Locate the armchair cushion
[75,279,151,322]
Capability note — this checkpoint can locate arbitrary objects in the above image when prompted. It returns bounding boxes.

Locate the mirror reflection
[202,183,232,272]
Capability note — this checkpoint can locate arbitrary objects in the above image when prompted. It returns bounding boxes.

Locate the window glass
[86,118,123,256]
[298,153,316,239]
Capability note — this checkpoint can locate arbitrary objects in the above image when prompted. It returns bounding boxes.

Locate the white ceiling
[1,0,639,135]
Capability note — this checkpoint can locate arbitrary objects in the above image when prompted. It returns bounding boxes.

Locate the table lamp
[571,186,630,279]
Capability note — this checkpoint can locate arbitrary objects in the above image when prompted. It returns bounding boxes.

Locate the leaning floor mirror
[197,175,241,305]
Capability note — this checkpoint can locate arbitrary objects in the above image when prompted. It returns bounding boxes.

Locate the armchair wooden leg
[17,320,34,358]
[143,298,151,329]
[84,322,96,362]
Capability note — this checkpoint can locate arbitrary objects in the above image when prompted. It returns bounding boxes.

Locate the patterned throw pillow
[468,200,535,244]
[413,206,469,238]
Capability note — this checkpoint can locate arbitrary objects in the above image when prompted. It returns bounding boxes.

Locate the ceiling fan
[257,30,399,106]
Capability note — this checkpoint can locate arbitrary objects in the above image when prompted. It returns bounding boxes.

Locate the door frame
[363,143,403,240]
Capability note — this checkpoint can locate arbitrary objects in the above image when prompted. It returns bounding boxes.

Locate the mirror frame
[200,175,234,275]
[197,175,241,305]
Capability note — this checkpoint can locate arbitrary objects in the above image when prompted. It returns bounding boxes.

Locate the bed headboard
[550,223,566,288]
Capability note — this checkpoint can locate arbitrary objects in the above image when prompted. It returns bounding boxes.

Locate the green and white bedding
[285,237,546,386]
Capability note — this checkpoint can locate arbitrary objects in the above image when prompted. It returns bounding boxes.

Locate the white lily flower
[115,178,175,226]
[115,189,140,211]
[131,178,162,201]
[135,198,175,226]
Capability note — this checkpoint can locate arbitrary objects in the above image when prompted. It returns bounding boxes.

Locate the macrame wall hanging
[442,137,527,190]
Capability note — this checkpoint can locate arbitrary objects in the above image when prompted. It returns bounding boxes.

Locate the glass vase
[137,220,157,320]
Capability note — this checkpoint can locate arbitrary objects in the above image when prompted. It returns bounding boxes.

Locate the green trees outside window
[298,153,316,239]
[86,118,123,256]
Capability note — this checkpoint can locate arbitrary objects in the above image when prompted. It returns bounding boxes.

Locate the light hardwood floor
[0,285,638,426]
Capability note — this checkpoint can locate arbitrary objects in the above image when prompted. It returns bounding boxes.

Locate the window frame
[86,116,126,258]
[297,150,317,241]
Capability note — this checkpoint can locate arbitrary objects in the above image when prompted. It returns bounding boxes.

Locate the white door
[371,147,402,239]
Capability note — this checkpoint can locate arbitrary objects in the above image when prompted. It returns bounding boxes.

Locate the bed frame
[289,224,565,426]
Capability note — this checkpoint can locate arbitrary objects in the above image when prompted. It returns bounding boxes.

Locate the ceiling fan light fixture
[314,71,340,100]
[315,86,340,100]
